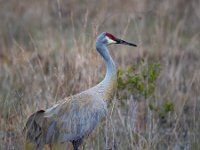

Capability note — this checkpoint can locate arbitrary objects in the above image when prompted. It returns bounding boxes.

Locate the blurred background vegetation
[0,0,200,149]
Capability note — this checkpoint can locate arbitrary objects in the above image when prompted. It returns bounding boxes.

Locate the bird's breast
[102,77,117,102]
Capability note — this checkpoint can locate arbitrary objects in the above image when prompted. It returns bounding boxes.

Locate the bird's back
[24,90,107,149]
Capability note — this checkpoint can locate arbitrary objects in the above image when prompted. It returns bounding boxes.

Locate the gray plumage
[23,32,137,150]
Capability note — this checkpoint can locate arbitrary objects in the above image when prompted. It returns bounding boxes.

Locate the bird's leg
[72,141,78,150]
[71,139,83,150]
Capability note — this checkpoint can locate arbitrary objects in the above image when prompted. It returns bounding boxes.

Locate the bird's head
[96,32,137,47]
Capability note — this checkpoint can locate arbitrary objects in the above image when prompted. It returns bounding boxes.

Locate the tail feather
[23,110,45,149]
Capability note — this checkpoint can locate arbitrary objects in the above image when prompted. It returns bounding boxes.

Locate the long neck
[104,51,116,83]
[96,45,117,101]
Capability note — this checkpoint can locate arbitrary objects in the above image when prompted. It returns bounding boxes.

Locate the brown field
[0,0,200,149]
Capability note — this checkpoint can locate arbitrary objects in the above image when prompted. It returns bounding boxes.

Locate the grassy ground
[0,0,200,149]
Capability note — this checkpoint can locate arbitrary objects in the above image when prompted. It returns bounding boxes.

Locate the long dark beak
[115,38,137,47]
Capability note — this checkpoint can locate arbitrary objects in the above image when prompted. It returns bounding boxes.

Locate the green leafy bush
[117,63,161,99]
[117,62,175,127]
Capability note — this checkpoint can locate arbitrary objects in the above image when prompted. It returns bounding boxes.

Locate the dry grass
[0,0,200,149]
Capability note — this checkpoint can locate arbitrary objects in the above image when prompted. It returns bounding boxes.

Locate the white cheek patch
[106,37,116,45]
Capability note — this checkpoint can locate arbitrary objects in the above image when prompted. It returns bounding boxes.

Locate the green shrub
[117,63,161,99]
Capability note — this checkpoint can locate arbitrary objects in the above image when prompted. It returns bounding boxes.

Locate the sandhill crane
[23,32,137,150]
